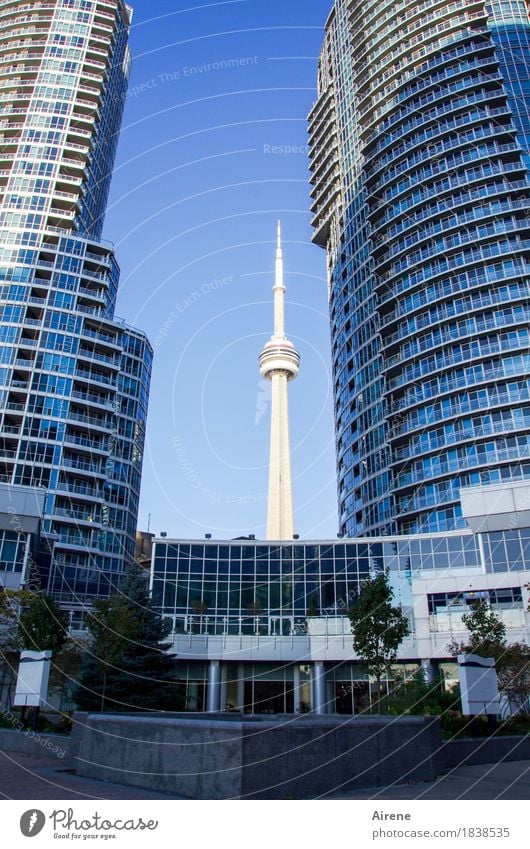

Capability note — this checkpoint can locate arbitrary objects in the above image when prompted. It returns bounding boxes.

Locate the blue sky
[104,0,338,540]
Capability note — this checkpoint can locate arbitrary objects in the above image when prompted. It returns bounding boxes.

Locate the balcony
[71,389,113,409]
[68,410,112,429]
[61,457,106,477]
[54,507,102,525]
[78,287,107,302]
[64,432,109,452]
[81,327,120,347]
[77,347,119,368]
[55,481,101,499]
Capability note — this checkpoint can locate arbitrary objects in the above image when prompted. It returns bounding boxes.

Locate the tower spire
[259,223,300,540]
[274,220,286,337]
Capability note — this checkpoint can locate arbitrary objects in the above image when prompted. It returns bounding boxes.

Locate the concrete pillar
[421,660,434,684]
[20,532,32,586]
[220,664,228,712]
[206,661,221,712]
[293,664,301,713]
[237,665,245,712]
[312,661,327,715]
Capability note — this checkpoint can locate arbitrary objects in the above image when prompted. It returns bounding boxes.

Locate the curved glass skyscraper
[0,0,152,605]
[309,0,530,537]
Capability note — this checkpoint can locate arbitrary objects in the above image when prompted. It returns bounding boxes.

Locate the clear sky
[104,0,338,541]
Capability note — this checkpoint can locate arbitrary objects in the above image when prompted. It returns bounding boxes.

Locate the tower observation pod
[259,223,300,540]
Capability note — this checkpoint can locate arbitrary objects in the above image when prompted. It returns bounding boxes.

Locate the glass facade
[0,1,152,604]
[150,533,529,713]
[309,0,530,536]
[149,532,530,635]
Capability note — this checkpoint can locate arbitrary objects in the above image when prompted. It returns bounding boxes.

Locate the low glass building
[151,489,530,714]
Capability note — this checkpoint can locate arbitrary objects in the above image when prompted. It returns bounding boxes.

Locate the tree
[73,594,136,711]
[245,601,263,635]
[48,636,89,712]
[0,589,26,653]
[191,599,209,634]
[17,593,68,654]
[455,600,507,660]
[448,602,529,715]
[74,562,184,712]
[495,642,530,716]
[378,668,461,718]
[307,595,319,618]
[0,589,28,704]
[348,571,410,701]
[0,592,68,726]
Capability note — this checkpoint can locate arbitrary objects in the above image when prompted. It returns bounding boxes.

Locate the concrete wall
[71,713,442,799]
[240,716,441,799]
[74,714,243,799]
[440,734,530,769]
[1,713,528,799]
[0,727,74,762]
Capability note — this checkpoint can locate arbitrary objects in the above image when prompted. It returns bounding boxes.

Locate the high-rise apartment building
[0,0,152,605]
[309,0,530,537]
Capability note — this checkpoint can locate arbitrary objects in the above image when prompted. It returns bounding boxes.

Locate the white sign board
[13,650,52,708]
[458,653,500,716]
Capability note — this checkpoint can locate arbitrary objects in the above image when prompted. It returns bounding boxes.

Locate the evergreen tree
[48,637,88,712]
[17,593,68,653]
[74,562,184,712]
[348,571,410,701]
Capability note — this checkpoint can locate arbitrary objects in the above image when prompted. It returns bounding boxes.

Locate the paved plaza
[0,750,528,800]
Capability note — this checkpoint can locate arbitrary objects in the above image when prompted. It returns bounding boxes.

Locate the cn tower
[259,223,300,540]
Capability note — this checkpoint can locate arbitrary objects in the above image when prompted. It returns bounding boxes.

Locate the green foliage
[0,589,26,657]
[441,711,530,739]
[48,637,88,711]
[440,710,476,739]
[448,603,529,714]
[17,593,68,653]
[0,588,28,618]
[377,669,461,718]
[74,562,184,712]
[307,596,319,618]
[2,590,68,702]
[348,571,410,685]
[496,642,530,715]
[461,601,507,659]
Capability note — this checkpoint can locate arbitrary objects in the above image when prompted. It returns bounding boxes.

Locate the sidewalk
[325,759,530,800]
[1,750,529,800]
[0,751,183,800]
